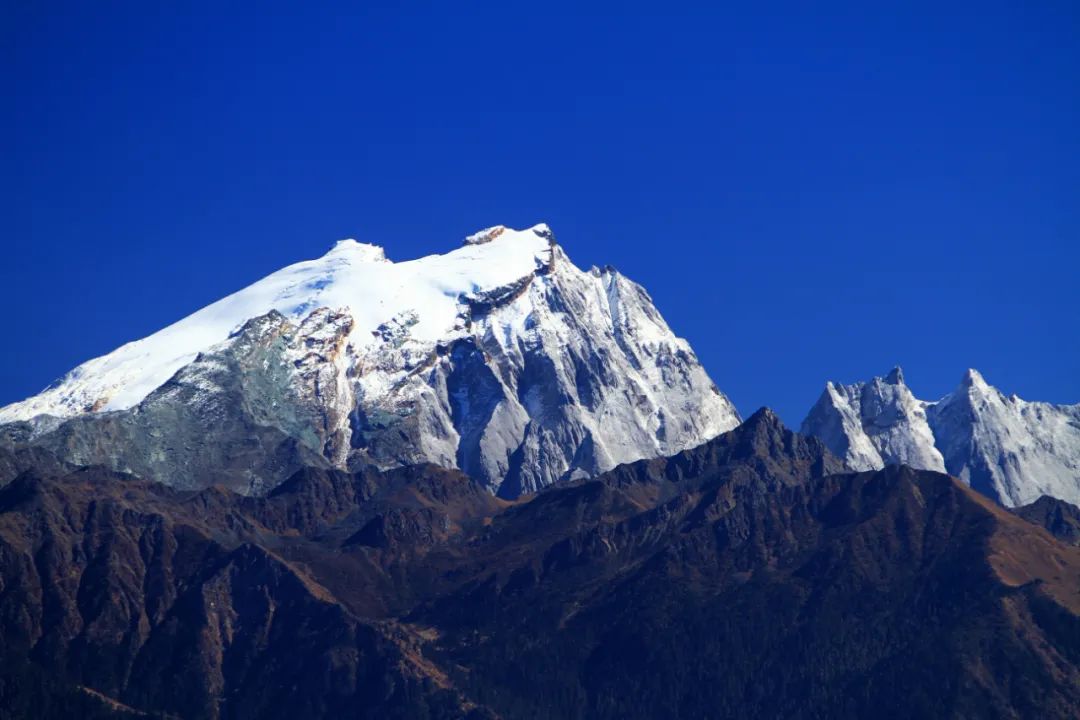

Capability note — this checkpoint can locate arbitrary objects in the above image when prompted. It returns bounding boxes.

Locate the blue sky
[2,1,1077,424]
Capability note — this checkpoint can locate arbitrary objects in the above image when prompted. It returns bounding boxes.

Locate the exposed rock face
[0,225,740,497]
[1,311,334,494]
[802,367,1080,507]
[2,413,1080,719]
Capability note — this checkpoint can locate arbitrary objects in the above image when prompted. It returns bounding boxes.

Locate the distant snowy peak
[801,367,1080,507]
[929,370,1080,508]
[0,223,740,497]
[800,367,944,473]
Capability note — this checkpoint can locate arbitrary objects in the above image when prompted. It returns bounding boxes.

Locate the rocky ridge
[802,367,1080,507]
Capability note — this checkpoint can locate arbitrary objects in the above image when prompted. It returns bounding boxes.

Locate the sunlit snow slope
[0,227,551,419]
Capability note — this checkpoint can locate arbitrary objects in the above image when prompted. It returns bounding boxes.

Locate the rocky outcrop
[1,311,335,494]
[1014,495,1080,546]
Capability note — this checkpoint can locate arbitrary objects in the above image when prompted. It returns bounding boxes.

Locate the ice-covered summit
[929,369,1080,507]
[326,238,388,261]
[959,367,990,391]
[801,367,1080,507]
[800,366,945,474]
[1,224,741,497]
[0,224,555,422]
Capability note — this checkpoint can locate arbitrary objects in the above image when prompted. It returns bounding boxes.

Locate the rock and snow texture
[928,369,1080,508]
[0,224,741,496]
[800,367,945,473]
[802,368,1080,507]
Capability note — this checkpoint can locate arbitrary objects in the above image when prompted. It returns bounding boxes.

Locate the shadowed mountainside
[2,410,1079,719]
[1014,495,1080,547]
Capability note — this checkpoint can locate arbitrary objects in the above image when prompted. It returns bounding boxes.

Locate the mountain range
[4,411,1080,719]
[4,226,1077,508]
[800,366,1080,507]
[2,224,1080,718]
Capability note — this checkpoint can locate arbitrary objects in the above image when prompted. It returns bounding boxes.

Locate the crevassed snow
[0,224,553,423]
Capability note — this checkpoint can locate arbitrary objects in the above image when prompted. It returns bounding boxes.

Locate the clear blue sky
[2,1,1078,424]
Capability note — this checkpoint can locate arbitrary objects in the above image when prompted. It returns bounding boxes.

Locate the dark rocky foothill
[2,411,1079,718]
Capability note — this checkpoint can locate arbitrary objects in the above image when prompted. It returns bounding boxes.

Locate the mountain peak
[803,365,1080,509]
[731,407,793,456]
[463,225,508,246]
[959,367,989,391]
[885,366,905,385]
[463,223,554,247]
[743,406,784,432]
[327,238,388,262]
[801,368,945,475]
[529,222,554,240]
[0,224,739,498]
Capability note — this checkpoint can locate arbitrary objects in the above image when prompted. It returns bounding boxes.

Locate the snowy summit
[801,367,1080,507]
[0,224,741,497]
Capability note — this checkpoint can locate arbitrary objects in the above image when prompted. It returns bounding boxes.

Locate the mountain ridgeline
[2,226,1077,508]
[800,366,1080,507]
[2,411,1080,718]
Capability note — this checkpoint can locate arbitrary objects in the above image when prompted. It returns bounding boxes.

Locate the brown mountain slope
[0,467,494,720]
[1,409,1079,719]
[409,417,1080,719]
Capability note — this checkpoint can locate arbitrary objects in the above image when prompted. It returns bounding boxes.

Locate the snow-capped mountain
[801,367,1080,507]
[0,224,740,496]
[800,367,945,473]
